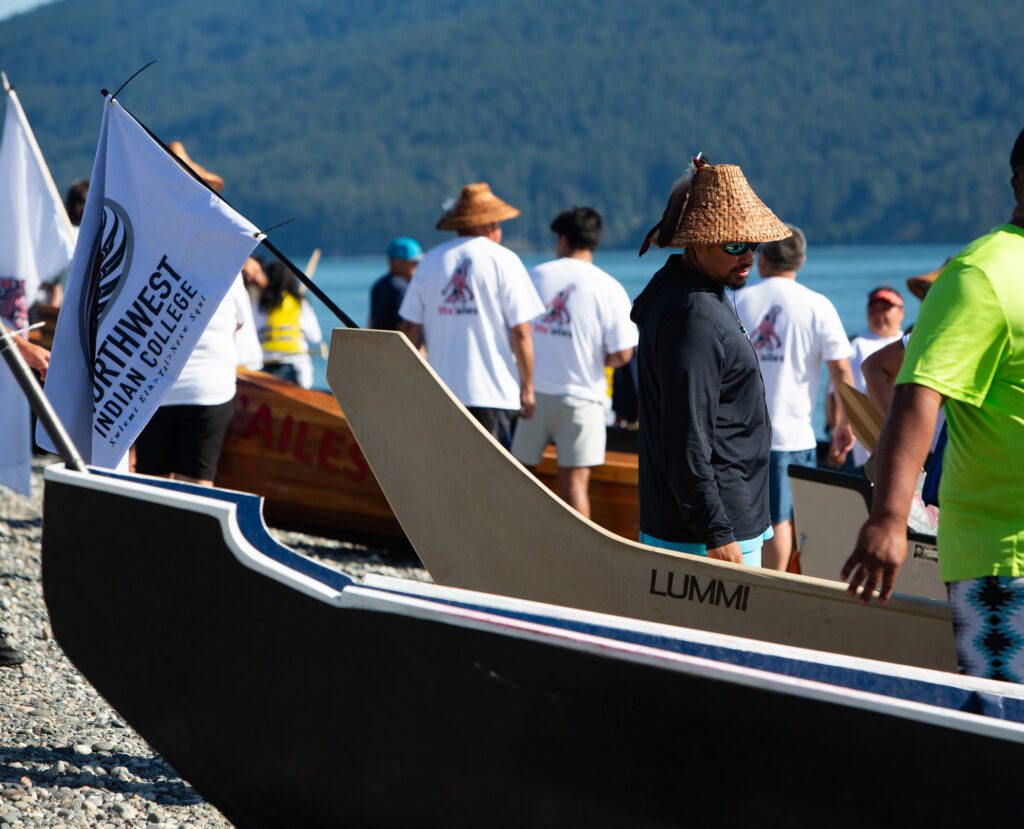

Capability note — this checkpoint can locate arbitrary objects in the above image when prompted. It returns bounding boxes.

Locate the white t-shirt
[848,329,904,466]
[528,258,637,402]
[735,277,852,451]
[235,294,264,371]
[162,275,248,407]
[398,236,544,409]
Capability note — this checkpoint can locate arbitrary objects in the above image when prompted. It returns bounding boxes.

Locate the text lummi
[649,569,750,611]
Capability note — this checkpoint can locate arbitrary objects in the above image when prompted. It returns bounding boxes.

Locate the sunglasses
[721,242,760,256]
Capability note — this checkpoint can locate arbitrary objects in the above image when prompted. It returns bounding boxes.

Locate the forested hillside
[1,0,1021,254]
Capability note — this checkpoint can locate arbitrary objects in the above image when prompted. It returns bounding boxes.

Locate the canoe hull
[216,370,397,544]
[326,329,957,671]
[40,467,1024,828]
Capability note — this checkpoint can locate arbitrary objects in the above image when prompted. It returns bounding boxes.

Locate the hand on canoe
[841,517,908,605]
[707,541,743,564]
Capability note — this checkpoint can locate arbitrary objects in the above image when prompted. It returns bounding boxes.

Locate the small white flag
[39,97,260,467]
[0,83,75,495]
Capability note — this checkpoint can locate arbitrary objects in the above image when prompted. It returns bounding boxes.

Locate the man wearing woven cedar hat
[398,183,544,448]
[844,128,1024,684]
[631,156,790,567]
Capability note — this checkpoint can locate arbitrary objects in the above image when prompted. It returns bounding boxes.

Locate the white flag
[0,84,75,495]
[39,97,260,467]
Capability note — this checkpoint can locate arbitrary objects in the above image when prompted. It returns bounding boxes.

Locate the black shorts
[467,407,518,450]
[263,362,299,385]
[134,399,235,481]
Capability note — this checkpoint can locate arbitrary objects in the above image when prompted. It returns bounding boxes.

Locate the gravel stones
[1,457,430,826]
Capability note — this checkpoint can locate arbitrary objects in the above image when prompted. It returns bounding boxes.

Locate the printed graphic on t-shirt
[534,285,574,338]
[751,305,784,361]
[439,259,478,316]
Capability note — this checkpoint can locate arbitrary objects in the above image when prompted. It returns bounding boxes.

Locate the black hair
[259,261,302,311]
[1011,127,1024,172]
[64,179,89,227]
[550,206,602,251]
[759,224,806,271]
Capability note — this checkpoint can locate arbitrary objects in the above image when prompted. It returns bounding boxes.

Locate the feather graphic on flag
[79,199,133,366]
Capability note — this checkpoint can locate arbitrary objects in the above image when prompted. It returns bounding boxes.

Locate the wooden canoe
[326,328,956,671]
[216,368,641,545]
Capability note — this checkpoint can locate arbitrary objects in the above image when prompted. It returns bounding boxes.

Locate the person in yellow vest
[254,261,323,388]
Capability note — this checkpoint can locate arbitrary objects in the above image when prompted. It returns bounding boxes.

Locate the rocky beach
[0,458,428,828]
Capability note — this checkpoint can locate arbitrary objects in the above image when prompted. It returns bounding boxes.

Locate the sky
[0,0,59,23]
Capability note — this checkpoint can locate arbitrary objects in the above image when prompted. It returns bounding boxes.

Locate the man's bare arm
[508,322,535,419]
[604,347,633,369]
[825,358,856,466]
[5,327,50,380]
[397,321,423,348]
[841,383,942,603]
[863,339,905,414]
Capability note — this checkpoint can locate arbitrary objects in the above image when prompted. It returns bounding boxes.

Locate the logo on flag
[39,96,260,468]
[79,199,134,364]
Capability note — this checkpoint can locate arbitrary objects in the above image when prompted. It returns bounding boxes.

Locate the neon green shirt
[897,224,1024,582]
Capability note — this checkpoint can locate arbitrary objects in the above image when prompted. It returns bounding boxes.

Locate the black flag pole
[98,89,359,330]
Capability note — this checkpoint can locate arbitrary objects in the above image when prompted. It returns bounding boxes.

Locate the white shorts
[511,392,606,468]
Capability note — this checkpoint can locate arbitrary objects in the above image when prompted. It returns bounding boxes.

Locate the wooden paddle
[836,382,886,455]
[305,248,321,279]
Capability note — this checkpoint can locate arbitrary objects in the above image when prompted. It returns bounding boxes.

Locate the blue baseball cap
[387,237,423,261]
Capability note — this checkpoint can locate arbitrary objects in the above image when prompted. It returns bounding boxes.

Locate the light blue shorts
[639,527,774,568]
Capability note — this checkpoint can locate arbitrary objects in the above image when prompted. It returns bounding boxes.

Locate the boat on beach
[215,367,641,545]
[40,464,1024,827]
[326,328,956,670]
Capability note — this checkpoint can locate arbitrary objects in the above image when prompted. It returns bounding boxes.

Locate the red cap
[867,287,903,308]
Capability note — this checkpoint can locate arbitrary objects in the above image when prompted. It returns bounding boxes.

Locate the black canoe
[41,465,1024,828]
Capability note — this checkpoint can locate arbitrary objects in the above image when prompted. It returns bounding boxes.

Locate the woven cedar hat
[169,141,224,193]
[641,157,790,254]
[436,182,520,231]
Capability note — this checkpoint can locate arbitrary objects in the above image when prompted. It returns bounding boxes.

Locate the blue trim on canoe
[90,469,352,592]
[86,470,1024,724]
[380,592,1024,723]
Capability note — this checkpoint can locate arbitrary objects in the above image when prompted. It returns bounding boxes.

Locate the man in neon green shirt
[844,128,1024,682]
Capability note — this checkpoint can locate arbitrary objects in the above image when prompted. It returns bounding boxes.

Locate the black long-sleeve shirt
[630,255,771,547]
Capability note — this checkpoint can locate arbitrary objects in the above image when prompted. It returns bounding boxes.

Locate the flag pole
[101,91,359,330]
[0,326,87,473]
[2,71,76,241]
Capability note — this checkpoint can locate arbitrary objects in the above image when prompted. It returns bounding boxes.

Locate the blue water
[303,243,963,437]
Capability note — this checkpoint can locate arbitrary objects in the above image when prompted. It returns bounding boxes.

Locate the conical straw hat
[169,141,224,193]
[436,182,520,230]
[646,164,790,250]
